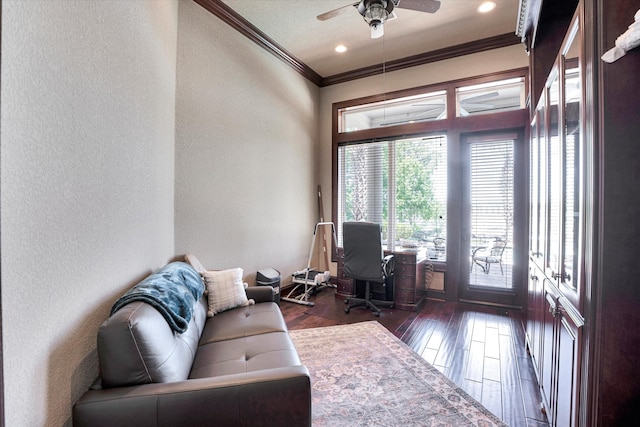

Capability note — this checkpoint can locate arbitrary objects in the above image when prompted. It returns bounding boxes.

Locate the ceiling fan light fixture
[370,22,384,38]
[359,0,394,38]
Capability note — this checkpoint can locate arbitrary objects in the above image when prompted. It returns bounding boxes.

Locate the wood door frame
[458,129,528,310]
[1,3,5,425]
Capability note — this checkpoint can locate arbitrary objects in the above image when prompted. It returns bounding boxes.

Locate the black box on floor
[256,268,281,304]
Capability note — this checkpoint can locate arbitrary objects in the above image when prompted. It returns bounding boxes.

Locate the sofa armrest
[73,366,311,427]
[245,286,275,303]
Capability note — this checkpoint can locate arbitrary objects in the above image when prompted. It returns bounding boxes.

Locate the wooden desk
[335,247,430,311]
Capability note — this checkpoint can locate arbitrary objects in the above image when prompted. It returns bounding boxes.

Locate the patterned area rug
[289,321,507,427]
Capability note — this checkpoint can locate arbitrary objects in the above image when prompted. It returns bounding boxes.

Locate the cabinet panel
[546,70,561,283]
[526,262,544,376]
[530,115,541,261]
[540,285,557,412]
[559,18,582,307]
[538,281,583,427]
[555,311,579,427]
[536,96,548,268]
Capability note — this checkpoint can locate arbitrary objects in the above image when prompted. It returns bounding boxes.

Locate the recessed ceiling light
[335,44,347,53]
[477,1,496,13]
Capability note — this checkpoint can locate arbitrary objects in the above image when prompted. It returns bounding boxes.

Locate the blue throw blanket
[111,262,205,334]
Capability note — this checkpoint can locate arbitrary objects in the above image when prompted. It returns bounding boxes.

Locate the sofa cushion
[201,268,252,316]
[98,297,207,388]
[198,302,287,345]
[189,331,301,379]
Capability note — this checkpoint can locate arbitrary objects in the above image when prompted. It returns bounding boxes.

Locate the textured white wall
[174,1,320,283]
[0,1,178,425]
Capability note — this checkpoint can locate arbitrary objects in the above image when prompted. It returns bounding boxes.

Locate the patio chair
[472,239,507,275]
[433,237,445,257]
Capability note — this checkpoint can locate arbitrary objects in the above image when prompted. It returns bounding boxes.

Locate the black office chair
[343,221,394,317]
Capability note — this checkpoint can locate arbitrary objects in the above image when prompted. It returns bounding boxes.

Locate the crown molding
[194,0,521,88]
[193,0,323,86]
[321,33,521,86]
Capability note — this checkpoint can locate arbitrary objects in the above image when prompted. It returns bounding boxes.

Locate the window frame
[331,69,529,303]
[336,135,448,259]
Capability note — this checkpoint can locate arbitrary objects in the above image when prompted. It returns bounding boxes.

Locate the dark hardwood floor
[280,288,549,427]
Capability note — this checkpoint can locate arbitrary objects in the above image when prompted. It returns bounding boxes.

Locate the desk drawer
[395,288,416,304]
[394,275,415,290]
[393,253,416,265]
[394,262,415,277]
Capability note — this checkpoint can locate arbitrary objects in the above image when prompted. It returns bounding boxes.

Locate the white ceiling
[221,0,521,77]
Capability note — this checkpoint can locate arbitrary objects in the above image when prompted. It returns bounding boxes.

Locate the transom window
[340,91,447,132]
[456,77,526,116]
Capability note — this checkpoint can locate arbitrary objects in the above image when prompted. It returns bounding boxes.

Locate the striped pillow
[201,268,253,317]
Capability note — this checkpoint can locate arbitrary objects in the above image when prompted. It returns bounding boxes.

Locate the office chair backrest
[343,221,384,282]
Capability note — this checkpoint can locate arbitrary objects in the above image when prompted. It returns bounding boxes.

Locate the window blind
[470,140,514,245]
[337,135,447,259]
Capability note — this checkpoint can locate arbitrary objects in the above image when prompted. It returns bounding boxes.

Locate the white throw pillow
[201,268,254,317]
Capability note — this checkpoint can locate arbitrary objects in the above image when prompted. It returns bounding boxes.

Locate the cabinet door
[526,264,540,369]
[536,96,548,268]
[555,305,581,427]
[559,16,583,308]
[547,70,561,283]
[541,282,557,414]
[527,263,546,379]
[539,287,584,427]
[530,115,541,260]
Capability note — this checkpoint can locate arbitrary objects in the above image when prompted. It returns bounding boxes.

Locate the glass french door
[460,131,526,308]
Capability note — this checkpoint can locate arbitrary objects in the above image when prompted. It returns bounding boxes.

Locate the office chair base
[345,296,393,317]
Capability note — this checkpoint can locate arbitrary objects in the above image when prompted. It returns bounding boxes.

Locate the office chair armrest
[382,254,394,277]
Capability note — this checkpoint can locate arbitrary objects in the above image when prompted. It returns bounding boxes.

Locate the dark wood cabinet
[535,275,583,426]
[525,10,585,425]
[521,0,640,425]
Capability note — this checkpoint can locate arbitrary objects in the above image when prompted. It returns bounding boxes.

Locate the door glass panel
[547,72,561,281]
[530,116,539,259]
[469,139,514,289]
[536,96,547,267]
[562,21,581,291]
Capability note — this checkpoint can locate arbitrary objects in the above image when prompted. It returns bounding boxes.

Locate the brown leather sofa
[73,273,311,426]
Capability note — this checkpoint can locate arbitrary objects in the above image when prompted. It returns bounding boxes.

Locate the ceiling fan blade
[419,106,444,115]
[411,103,444,107]
[317,2,359,21]
[460,103,495,109]
[460,91,500,103]
[397,0,441,14]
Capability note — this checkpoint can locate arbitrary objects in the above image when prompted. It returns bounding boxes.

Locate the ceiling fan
[317,0,441,39]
